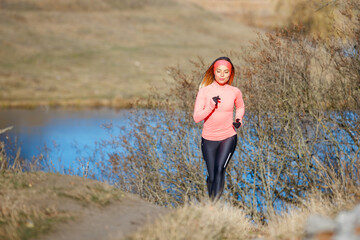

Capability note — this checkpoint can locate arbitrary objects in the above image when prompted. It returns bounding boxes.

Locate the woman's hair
[199,56,235,89]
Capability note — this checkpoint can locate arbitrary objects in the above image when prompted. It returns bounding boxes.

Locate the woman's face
[214,65,231,85]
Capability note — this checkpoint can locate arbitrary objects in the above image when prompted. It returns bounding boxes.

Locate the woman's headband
[214,60,232,75]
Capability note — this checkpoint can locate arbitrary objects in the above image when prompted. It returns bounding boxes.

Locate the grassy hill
[0,0,258,108]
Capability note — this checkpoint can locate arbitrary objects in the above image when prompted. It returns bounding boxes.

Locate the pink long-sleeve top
[193,81,245,141]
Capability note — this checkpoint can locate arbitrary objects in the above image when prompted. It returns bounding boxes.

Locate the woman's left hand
[233,118,241,129]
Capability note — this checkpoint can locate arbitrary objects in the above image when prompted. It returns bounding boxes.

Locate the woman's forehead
[216,65,230,70]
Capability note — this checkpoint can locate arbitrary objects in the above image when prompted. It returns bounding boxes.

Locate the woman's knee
[207,174,215,183]
[214,167,225,178]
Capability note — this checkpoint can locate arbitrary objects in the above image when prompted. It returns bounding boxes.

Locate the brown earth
[39,195,169,240]
[0,171,170,240]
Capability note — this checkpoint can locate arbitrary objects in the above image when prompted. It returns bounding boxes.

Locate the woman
[193,56,245,201]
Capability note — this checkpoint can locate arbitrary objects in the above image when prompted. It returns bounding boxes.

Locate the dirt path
[1,172,169,240]
[40,195,169,240]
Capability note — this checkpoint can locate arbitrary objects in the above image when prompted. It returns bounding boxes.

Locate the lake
[0,108,131,172]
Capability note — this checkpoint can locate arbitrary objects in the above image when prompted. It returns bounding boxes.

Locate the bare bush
[96,110,205,207]
[329,0,360,110]
[95,0,359,221]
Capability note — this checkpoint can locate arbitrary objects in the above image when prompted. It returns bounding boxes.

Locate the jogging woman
[193,56,245,201]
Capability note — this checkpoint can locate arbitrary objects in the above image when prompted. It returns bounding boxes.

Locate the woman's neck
[212,80,228,87]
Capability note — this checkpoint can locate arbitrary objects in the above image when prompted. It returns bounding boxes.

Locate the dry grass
[0,171,126,240]
[126,200,256,240]
[263,190,360,240]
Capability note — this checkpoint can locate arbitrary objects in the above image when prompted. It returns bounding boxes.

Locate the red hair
[199,57,235,89]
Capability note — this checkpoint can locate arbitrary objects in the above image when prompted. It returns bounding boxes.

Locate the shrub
[97,0,360,221]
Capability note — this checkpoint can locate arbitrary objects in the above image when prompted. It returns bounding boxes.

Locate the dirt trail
[39,195,169,240]
[1,172,169,240]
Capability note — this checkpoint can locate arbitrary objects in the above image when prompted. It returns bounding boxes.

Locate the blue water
[0,108,131,172]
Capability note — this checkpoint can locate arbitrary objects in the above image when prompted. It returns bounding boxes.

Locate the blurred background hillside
[185,0,338,35]
[0,0,340,108]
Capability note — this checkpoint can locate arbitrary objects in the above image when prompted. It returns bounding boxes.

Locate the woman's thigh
[215,135,237,170]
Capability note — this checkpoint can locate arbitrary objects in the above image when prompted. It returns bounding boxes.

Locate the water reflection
[0,108,130,171]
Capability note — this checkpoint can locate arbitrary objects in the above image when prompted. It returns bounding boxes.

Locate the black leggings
[201,134,237,201]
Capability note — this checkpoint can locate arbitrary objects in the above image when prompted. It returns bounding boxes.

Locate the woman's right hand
[211,96,221,108]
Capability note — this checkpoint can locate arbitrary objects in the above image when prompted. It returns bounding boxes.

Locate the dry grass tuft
[264,189,360,240]
[127,200,256,240]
